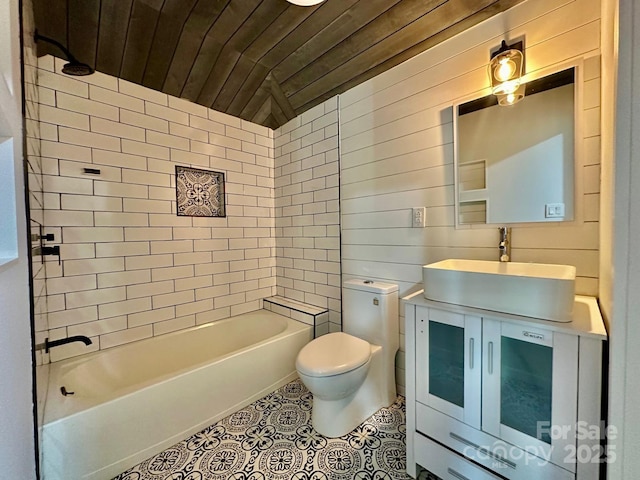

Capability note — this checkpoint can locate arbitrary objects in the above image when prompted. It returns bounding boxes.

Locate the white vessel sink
[422,259,576,322]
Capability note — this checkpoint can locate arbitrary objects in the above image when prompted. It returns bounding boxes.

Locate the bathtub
[39,309,312,480]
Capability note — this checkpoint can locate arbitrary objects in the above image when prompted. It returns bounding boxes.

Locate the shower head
[61,62,94,76]
[34,30,94,76]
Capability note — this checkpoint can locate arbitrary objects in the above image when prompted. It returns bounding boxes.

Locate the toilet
[295,279,399,438]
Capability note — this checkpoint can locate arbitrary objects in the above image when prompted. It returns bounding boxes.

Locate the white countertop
[403,290,608,340]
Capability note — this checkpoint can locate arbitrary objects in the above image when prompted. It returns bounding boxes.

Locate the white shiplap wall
[274,98,342,333]
[339,0,602,393]
[36,56,276,362]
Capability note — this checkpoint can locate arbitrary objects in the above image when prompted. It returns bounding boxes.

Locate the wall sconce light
[489,40,525,104]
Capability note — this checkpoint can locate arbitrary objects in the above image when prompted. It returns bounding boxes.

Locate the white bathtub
[39,309,312,480]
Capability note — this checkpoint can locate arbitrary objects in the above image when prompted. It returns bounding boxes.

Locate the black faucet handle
[41,245,61,265]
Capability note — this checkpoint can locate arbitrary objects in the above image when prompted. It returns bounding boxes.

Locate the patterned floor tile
[113,379,440,480]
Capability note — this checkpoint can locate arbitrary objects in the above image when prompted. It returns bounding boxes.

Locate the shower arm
[33,30,81,64]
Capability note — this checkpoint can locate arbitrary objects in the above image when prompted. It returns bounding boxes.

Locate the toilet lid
[296,332,371,378]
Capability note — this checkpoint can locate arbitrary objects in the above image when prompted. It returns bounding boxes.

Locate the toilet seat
[296,332,371,377]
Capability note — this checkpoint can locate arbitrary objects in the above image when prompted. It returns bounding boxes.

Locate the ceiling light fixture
[488,40,525,105]
[286,0,326,6]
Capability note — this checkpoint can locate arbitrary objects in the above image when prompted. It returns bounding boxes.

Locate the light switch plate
[545,203,565,218]
[412,207,426,228]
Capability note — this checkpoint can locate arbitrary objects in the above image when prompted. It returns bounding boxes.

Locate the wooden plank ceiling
[34,0,524,129]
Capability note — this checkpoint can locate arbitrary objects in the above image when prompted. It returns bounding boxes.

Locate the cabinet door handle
[449,432,517,469]
[447,468,470,480]
[488,341,494,374]
[469,338,474,369]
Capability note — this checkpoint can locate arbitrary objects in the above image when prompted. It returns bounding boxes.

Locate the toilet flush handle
[373,298,379,306]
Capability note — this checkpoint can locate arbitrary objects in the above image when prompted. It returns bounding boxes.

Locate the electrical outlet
[412,207,426,228]
[545,203,565,218]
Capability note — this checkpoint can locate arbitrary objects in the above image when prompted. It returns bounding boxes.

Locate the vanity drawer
[416,402,574,480]
[415,433,501,480]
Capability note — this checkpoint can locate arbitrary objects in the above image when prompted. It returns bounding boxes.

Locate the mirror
[455,67,576,225]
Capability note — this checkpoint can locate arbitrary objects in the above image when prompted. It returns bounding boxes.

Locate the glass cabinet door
[500,336,553,444]
[482,318,578,470]
[429,320,465,408]
[416,307,481,428]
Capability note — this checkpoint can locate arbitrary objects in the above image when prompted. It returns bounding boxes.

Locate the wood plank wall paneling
[33,0,67,58]
[240,79,271,121]
[96,0,134,75]
[241,3,322,65]
[180,0,263,101]
[229,3,329,120]
[270,0,404,84]
[229,63,272,117]
[202,0,289,109]
[211,53,256,112]
[339,0,602,297]
[252,96,273,126]
[288,0,498,111]
[161,0,230,97]
[302,0,525,115]
[281,0,449,98]
[34,0,523,129]
[119,0,164,83]
[141,0,199,92]
[67,0,100,68]
[269,74,297,120]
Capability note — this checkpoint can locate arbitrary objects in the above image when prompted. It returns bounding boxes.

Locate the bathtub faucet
[40,336,92,353]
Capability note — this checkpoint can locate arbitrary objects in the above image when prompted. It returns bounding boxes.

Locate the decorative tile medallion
[175,166,225,217]
[113,380,441,480]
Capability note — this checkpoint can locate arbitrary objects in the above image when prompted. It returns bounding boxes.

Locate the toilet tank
[343,279,399,350]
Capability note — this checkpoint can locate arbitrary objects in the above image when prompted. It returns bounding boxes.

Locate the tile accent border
[263,296,330,337]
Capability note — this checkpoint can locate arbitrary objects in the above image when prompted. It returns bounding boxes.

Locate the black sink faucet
[40,336,93,353]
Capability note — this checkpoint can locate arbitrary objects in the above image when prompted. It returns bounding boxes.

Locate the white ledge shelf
[459,188,488,203]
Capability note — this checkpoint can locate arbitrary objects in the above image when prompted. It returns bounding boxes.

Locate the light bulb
[497,84,525,106]
[286,0,325,5]
[489,46,524,95]
[496,58,516,82]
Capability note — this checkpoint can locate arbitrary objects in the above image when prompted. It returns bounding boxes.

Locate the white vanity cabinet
[405,294,607,480]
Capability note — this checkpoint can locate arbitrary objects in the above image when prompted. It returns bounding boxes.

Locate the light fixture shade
[286,0,325,5]
[489,43,524,96]
[497,83,525,106]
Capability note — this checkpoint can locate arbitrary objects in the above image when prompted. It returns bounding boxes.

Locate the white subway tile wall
[274,98,342,333]
[37,56,276,361]
[338,0,602,394]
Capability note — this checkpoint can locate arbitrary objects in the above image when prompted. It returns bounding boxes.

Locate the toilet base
[310,349,396,438]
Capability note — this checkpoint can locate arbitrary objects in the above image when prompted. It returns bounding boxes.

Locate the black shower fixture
[34,30,94,76]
